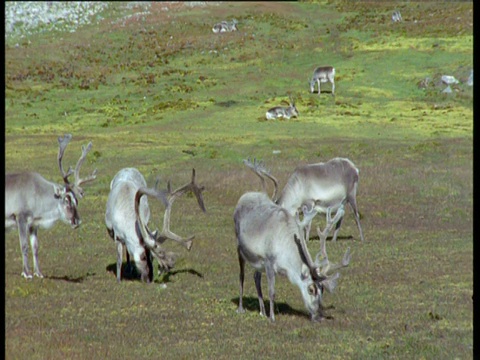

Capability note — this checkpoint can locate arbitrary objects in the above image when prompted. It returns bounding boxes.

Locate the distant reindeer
[310,66,335,95]
[5,134,97,279]
[105,168,206,283]
[276,157,364,243]
[234,159,351,322]
[265,97,299,120]
[212,19,238,33]
[392,10,402,22]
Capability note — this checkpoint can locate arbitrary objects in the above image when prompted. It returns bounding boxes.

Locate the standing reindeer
[5,134,97,279]
[234,159,351,322]
[276,157,365,243]
[265,97,299,120]
[310,66,335,95]
[105,168,206,283]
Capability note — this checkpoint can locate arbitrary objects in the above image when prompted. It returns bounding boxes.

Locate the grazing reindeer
[105,168,206,283]
[265,97,299,120]
[5,134,97,279]
[276,157,365,243]
[310,66,335,95]
[212,19,238,33]
[234,159,351,322]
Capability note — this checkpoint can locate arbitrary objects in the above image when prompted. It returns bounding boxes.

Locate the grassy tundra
[5,2,472,359]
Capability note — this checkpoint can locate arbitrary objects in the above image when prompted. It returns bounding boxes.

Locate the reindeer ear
[53,186,64,199]
[301,263,310,280]
[321,272,340,293]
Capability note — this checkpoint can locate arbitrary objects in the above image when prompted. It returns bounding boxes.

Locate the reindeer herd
[211,19,335,122]
[5,133,363,323]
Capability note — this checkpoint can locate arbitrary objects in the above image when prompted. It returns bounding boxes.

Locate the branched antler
[56,134,97,198]
[57,134,74,184]
[243,157,279,200]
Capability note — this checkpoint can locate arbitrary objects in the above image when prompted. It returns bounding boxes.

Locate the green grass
[5,2,472,359]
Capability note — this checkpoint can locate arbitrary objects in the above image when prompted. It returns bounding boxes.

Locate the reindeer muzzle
[71,218,81,229]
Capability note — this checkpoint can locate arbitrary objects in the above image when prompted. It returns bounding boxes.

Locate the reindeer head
[56,134,97,228]
[134,169,206,275]
[289,101,299,118]
[57,134,97,199]
[54,185,80,228]
[294,226,351,321]
[309,78,316,93]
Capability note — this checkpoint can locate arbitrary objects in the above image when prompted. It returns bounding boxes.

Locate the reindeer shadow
[106,262,138,281]
[311,89,334,96]
[308,234,353,242]
[105,262,203,283]
[46,271,96,283]
[158,268,203,283]
[231,296,310,320]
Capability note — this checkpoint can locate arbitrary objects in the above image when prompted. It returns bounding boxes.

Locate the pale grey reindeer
[265,97,299,120]
[105,168,206,283]
[276,157,365,243]
[234,159,351,322]
[5,134,97,279]
[310,66,336,95]
[212,19,238,33]
[392,10,403,22]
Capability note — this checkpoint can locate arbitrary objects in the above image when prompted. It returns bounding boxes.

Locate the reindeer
[310,66,335,95]
[276,157,365,243]
[392,10,403,22]
[265,97,299,120]
[105,168,206,283]
[212,19,238,33]
[5,134,97,279]
[234,159,351,322]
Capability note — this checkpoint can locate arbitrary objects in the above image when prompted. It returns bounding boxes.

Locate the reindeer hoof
[34,272,44,278]
[236,307,246,314]
[21,272,33,279]
[186,240,193,251]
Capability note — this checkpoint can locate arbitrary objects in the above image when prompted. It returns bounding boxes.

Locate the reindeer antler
[57,134,97,197]
[159,168,206,249]
[243,157,279,200]
[311,225,351,293]
[134,187,175,274]
[73,142,97,198]
[57,134,74,184]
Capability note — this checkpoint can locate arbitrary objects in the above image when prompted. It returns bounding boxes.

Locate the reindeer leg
[349,199,365,242]
[115,238,123,282]
[326,206,345,237]
[265,261,276,322]
[254,271,266,317]
[237,249,246,314]
[17,214,33,279]
[331,216,343,243]
[30,227,43,278]
[318,206,345,242]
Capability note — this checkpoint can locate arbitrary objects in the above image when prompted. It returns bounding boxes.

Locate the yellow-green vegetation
[5,2,472,359]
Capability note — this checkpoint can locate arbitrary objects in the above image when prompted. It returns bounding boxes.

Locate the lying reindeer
[265,97,299,120]
[105,168,206,283]
[212,19,238,33]
[234,159,350,322]
[5,134,97,279]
